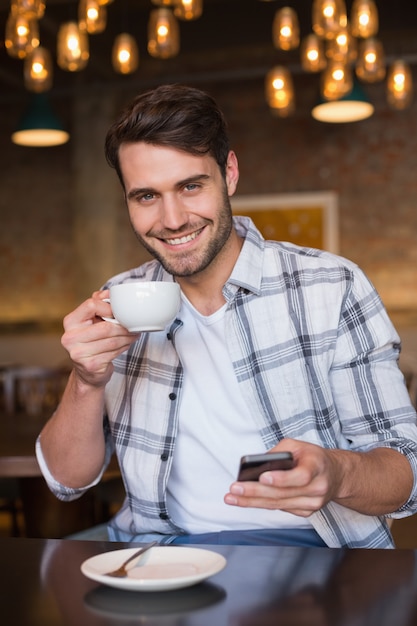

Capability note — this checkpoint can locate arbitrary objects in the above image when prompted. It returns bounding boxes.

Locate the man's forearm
[39,369,107,489]
[329,447,414,516]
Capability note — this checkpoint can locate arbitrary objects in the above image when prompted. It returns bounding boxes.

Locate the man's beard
[131,188,234,278]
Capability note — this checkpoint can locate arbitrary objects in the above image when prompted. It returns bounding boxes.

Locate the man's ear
[225,150,239,197]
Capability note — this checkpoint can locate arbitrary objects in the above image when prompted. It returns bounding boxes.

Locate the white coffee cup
[103,281,181,332]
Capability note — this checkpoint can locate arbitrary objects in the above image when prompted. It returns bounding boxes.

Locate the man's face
[119,142,239,278]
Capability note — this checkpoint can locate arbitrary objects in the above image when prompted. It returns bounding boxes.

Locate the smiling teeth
[166,230,201,245]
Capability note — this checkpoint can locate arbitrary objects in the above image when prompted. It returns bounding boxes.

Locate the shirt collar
[225,215,264,297]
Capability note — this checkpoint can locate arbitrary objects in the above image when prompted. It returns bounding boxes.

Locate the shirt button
[159,512,169,520]
[161,452,169,461]
[167,333,172,340]
[169,392,177,400]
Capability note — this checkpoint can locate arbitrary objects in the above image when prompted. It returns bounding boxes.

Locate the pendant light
[24,46,53,92]
[350,0,378,38]
[356,37,386,82]
[265,66,295,117]
[10,0,45,20]
[78,0,107,35]
[112,33,139,74]
[5,12,39,59]
[272,7,300,51]
[312,78,374,123]
[387,60,413,110]
[321,60,353,101]
[312,0,347,40]
[174,0,203,21]
[326,28,357,64]
[300,33,326,72]
[147,8,180,59]
[57,21,89,71]
[11,94,69,147]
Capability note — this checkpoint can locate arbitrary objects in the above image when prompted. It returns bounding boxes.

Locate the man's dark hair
[105,84,230,186]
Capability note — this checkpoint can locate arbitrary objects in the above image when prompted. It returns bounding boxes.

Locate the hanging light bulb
[356,37,385,82]
[387,60,413,110]
[148,8,180,59]
[312,0,347,40]
[321,59,353,100]
[24,46,53,92]
[112,33,139,74]
[12,94,69,147]
[79,0,107,35]
[57,21,89,71]
[272,7,300,51]
[265,66,295,117]
[326,28,357,63]
[5,11,39,59]
[10,0,45,20]
[350,0,378,38]
[300,33,326,72]
[151,0,176,5]
[174,0,203,21]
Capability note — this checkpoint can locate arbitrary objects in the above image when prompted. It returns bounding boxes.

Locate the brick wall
[1,74,416,338]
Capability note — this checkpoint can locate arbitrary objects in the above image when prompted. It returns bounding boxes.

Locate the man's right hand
[61,289,140,388]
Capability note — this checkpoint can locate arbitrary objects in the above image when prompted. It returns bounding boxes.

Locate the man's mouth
[164,227,204,246]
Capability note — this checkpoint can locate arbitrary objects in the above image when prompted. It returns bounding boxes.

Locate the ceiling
[1,0,417,101]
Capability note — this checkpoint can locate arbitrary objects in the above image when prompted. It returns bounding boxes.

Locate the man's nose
[160,196,188,231]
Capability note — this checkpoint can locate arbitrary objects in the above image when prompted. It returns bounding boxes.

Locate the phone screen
[237,452,295,481]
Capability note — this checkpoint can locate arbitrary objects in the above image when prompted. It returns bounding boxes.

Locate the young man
[37,84,417,548]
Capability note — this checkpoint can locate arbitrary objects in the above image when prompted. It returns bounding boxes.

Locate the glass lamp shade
[57,22,89,71]
[387,60,413,110]
[350,0,379,38]
[312,79,374,122]
[78,0,107,35]
[112,33,139,74]
[5,12,39,59]
[312,0,347,40]
[321,60,353,100]
[10,0,45,19]
[11,94,69,147]
[356,37,386,82]
[272,7,300,51]
[174,0,203,21]
[326,28,357,63]
[265,66,295,117]
[300,34,326,72]
[148,8,180,59]
[24,46,53,92]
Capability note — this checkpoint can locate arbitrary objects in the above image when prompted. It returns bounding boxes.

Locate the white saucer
[80,546,227,592]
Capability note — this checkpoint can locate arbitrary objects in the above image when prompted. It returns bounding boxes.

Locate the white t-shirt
[166,294,312,533]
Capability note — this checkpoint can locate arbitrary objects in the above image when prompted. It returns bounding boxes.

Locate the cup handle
[101,298,120,325]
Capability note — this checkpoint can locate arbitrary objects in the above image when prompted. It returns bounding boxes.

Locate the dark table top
[2,537,417,626]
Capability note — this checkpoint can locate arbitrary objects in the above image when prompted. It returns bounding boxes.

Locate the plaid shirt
[38,217,417,547]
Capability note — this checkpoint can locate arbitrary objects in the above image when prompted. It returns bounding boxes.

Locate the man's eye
[141,193,155,202]
[185,183,199,191]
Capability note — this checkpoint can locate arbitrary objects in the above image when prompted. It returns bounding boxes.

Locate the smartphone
[237,451,295,481]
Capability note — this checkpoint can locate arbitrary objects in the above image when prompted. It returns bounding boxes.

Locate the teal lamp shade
[312,79,374,123]
[12,94,70,147]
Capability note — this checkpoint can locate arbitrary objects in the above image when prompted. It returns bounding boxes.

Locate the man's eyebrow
[126,187,156,201]
[175,174,211,188]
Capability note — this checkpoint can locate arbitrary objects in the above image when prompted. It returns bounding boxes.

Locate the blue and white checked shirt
[37,216,417,547]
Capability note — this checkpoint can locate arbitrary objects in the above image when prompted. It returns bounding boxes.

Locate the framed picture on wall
[231,191,339,253]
